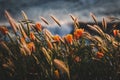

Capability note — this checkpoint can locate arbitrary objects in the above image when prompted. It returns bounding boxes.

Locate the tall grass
[0,11,120,80]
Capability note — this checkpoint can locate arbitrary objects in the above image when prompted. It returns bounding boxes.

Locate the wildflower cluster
[0,11,120,80]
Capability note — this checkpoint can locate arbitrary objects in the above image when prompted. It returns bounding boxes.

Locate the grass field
[0,11,120,80]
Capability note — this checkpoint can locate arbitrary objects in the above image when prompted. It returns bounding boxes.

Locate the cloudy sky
[0,0,120,22]
[0,0,120,35]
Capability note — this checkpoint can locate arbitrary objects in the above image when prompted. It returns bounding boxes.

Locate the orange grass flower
[53,35,61,42]
[113,29,119,37]
[74,56,81,62]
[30,32,36,41]
[0,27,8,35]
[65,34,73,44]
[74,29,84,40]
[20,37,26,44]
[27,42,35,53]
[19,37,32,55]
[96,52,104,58]
[35,22,42,31]
[54,70,60,79]
[21,43,31,56]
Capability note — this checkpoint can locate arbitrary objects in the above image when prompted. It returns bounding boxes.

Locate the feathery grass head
[40,16,49,25]
[90,12,98,24]
[5,10,18,33]
[54,59,70,79]
[50,15,61,27]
